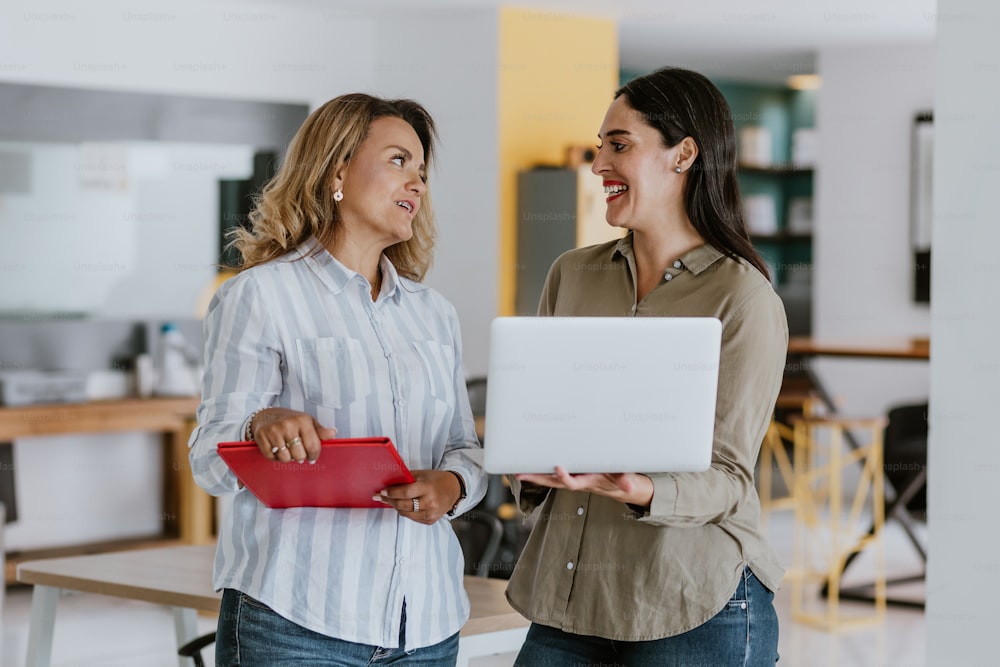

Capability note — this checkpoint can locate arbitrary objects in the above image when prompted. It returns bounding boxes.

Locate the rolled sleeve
[638,285,787,527]
[188,275,282,497]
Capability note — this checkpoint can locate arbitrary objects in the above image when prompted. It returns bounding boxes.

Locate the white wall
[0,0,377,550]
[373,9,500,376]
[927,0,1000,661]
[0,0,374,106]
[0,140,254,317]
[811,43,934,417]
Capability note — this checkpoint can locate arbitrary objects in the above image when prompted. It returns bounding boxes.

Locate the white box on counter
[0,370,88,406]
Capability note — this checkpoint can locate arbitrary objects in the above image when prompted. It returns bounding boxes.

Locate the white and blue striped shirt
[188,238,486,650]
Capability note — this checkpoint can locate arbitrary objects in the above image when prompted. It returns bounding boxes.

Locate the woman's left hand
[516,467,654,508]
[373,470,462,525]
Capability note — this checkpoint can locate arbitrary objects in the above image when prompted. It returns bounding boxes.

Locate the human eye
[611,142,626,152]
[391,153,406,166]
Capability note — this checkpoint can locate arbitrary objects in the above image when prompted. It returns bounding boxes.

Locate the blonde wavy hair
[230,93,438,280]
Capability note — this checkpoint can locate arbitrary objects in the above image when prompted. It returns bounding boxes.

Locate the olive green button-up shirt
[506,232,788,641]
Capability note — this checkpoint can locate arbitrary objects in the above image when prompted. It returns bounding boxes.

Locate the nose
[591,149,608,176]
[408,171,426,196]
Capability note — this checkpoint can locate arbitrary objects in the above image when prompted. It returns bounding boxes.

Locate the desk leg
[173,607,198,667]
[25,585,59,667]
[456,627,528,667]
[166,420,214,544]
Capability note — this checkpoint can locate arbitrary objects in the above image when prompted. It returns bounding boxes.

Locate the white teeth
[396,201,413,212]
[604,184,628,195]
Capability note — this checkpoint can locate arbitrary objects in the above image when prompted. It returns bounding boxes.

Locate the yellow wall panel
[497,7,618,315]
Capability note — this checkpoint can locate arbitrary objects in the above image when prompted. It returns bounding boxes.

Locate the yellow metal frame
[759,396,817,524]
[759,419,798,518]
[788,416,887,631]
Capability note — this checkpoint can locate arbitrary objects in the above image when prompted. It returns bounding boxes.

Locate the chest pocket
[411,340,456,404]
[297,337,372,408]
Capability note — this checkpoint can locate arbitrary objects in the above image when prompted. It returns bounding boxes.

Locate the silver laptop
[483,317,721,474]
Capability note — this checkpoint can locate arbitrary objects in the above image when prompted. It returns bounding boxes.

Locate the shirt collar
[611,231,726,275]
[295,236,402,300]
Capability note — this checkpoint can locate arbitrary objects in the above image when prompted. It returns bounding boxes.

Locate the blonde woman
[189,94,486,666]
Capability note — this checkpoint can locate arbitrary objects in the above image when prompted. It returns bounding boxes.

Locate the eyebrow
[598,129,631,140]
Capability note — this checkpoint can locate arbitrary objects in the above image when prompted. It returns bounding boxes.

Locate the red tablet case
[217,438,415,509]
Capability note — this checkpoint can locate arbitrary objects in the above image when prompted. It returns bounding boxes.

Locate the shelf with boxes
[742,165,814,288]
[715,80,817,335]
[717,80,816,282]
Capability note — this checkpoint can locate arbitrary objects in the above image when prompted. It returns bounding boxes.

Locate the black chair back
[451,510,504,577]
[883,402,928,515]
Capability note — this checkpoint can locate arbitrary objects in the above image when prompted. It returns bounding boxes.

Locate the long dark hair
[616,67,771,281]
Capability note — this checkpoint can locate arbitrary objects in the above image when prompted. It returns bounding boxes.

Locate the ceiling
[302,0,937,84]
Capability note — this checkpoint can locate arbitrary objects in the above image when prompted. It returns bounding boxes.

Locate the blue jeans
[215,589,459,666]
[514,567,779,666]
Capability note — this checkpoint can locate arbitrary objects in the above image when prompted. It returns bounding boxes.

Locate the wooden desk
[17,544,529,667]
[787,336,929,360]
[782,335,930,428]
[0,398,213,582]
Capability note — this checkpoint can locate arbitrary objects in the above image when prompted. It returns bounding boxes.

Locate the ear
[676,136,699,171]
[331,152,355,192]
[331,163,346,193]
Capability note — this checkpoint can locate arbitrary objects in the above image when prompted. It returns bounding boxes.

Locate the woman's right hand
[248,407,337,464]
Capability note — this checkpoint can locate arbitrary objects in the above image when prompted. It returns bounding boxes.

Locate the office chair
[465,376,511,512]
[466,375,488,418]
[451,510,505,577]
[827,401,929,609]
[881,402,928,518]
[464,376,534,579]
[177,632,215,667]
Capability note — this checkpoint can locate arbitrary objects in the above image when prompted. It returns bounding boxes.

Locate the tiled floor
[0,511,927,666]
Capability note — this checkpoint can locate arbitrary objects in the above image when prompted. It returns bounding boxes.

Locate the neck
[325,235,384,297]
[631,217,704,277]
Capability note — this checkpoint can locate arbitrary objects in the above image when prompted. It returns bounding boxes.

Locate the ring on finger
[286,436,303,448]
[272,445,288,454]
[411,498,420,512]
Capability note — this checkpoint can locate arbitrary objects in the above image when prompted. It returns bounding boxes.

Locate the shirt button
[385,351,393,358]
[740,602,747,610]
[398,399,406,407]
[673,260,683,269]
[630,305,637,313]
[664,273,673,281]
[577,506,584,516]
[566,562,574,570]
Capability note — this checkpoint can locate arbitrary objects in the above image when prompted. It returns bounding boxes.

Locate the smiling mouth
[395,200,414,215]
[604,183,628,202]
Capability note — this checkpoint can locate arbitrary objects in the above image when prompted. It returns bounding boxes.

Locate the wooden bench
[17,544,528,667]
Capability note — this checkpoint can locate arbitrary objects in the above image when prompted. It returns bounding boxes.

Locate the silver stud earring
[334,189,344,202]
[675,167,682,174]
